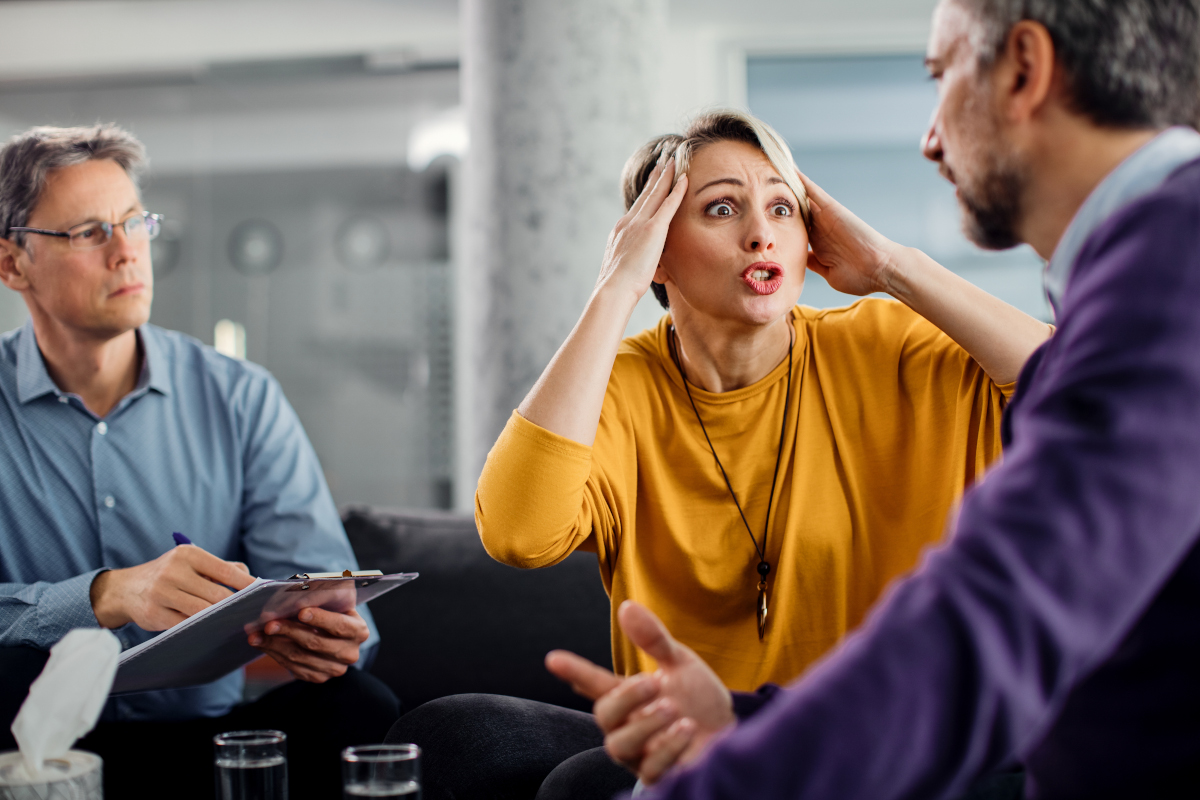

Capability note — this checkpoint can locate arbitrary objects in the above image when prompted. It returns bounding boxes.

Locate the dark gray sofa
[342,505,613,713]
[0,505,608,754]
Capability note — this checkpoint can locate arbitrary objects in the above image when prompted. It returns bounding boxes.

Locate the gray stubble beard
[953,76,1030,252]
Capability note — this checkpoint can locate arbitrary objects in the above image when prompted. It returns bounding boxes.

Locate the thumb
[805,250,832,279]
[618,600,683,667]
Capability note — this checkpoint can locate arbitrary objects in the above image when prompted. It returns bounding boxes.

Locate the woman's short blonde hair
[620,110,810,309]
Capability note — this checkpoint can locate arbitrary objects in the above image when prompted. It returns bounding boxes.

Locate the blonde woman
[386,111,1051,800]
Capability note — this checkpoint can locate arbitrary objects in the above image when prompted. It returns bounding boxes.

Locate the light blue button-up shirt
[0,320,378,722]
[1043,126,1200,315]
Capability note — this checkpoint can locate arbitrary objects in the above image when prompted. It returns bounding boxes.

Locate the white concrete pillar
[457,0,666,510]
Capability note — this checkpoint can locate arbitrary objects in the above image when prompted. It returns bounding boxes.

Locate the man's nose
[922,110,944,163]
[106,225,142,268]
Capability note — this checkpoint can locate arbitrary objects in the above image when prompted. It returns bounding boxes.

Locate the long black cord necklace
[668,322,794,640]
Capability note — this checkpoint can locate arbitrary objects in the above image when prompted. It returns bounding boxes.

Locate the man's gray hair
[0,124,147,246]
[957,0,1200,129]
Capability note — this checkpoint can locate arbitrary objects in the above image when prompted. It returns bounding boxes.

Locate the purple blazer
[647,159,1200,800]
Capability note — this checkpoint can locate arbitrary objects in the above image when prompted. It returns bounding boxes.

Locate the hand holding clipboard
[111,533,416,694]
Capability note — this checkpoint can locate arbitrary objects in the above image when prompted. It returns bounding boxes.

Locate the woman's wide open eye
[705,201,734,217]
[770,202,793,218]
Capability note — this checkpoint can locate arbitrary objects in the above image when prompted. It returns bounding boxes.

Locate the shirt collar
[15,321,171,405]
[138,324,172,397]
[1044,126,1200,316]
[15,318,57,404]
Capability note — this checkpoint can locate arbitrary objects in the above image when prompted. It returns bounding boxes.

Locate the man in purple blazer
[547,1,1200,798]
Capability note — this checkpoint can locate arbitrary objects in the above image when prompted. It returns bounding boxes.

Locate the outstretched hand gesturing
[546,600,735,786]
[596,156,689,302]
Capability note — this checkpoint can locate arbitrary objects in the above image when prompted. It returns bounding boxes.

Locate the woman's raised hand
[515,156,687,446]
[596,157,689,302]
[799,170,905,297]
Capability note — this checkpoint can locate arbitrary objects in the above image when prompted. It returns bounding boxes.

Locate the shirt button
[104,496,115,508]
[58,396,68,404]
[97,422,108,435]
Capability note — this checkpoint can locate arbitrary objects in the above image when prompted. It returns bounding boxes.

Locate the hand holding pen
[89,531,255,631]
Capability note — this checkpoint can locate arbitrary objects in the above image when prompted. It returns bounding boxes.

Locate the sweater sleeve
[475,411,617,569]
[894,306,1011,485]
[643,183,1200,798]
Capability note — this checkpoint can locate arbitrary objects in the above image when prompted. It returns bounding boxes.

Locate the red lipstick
[741,262,784,295]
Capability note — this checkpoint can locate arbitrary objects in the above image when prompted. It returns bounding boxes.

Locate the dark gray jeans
[386,693,635,800]
[385,693,1025,800]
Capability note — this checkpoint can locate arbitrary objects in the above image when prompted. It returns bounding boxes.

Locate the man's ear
[997,19,1057,123]
[653,262,670,285]
[0,237,32,292]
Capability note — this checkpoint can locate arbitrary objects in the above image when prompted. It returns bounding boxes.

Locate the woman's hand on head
[596,157,689,304]
[515,160,684,445]
[799,170,905,297]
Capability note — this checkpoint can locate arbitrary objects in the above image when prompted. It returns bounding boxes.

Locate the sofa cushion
[343,505,612,713]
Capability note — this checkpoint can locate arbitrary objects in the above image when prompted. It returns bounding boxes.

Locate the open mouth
[741,263,784,296]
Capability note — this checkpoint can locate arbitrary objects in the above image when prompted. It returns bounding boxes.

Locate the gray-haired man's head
[959,0,1200,130]
[924,0,1199,252]
[0,124,146,249]
[0,124,154,340]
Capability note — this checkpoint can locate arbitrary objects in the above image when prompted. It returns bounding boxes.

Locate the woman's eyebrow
[696,177,744,192]
[696,176,787,193]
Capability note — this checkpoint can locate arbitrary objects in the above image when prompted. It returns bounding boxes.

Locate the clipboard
[111,570,417,695]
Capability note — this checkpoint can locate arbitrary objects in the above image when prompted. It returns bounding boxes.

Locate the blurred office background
[0,0,1046,515]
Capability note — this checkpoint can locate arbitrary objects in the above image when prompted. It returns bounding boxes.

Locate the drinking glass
[341,744,420,798]
[214,730,287,800]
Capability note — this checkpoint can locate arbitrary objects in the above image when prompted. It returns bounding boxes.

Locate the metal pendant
[757,582,768,640]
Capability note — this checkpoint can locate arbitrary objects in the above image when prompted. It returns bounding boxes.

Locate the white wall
[657,0,935,121]
[0,0,457,83]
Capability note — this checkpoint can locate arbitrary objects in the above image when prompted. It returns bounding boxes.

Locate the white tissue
[10,629,120,781]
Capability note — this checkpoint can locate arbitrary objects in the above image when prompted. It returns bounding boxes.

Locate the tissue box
[0,750,102,800]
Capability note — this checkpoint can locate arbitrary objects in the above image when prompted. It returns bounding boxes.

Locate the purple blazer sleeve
[645,167,1200,800]
[731,685,783,720]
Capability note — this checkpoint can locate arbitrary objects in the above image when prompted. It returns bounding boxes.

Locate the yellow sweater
[476,299,1012,691]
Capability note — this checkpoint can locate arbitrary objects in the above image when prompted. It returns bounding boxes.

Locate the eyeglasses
[9,211,163,250]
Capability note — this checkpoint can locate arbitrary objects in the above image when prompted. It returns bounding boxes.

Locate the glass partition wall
[0,51,1051,513]
[748,54,1050,320]
[0,65,459,509]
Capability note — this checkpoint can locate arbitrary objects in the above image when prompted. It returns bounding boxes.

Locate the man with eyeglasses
[0,124,399,800]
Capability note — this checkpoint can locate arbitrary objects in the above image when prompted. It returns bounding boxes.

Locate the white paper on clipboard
[111,572,417,695]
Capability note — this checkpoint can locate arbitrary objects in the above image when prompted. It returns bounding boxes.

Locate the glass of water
[214,730,287,800]
[342,744,420,798]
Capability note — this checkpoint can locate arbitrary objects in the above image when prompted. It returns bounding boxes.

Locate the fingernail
[249,634,261,646]
[299,610,313,622]
[266,622,279,634]
[653,698,674,718]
